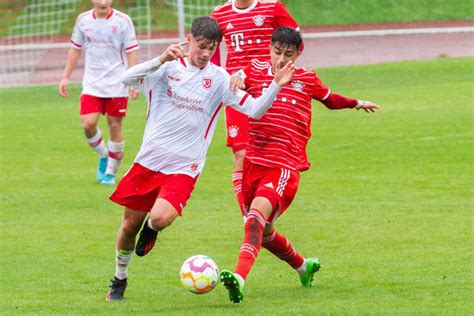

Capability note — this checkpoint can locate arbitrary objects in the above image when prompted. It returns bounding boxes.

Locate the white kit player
[105,16,295,302]
[59,0,139,185]
[211,0,301,215]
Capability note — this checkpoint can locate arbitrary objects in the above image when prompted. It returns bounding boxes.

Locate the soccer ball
[180,255,219,294]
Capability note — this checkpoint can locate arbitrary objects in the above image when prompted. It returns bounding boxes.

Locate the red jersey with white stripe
[211,0,299,75]
[70,9,139,97]
[243,59,331,172]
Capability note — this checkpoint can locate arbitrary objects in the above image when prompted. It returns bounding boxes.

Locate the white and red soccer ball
[180,255,219,294]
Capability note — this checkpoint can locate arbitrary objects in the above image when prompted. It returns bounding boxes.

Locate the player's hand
[274,60,295,86]
[356,101,380,113]
[59,78,69,97]
[129,87,139,100]
[159,41,189,64]
[230,75,245,93]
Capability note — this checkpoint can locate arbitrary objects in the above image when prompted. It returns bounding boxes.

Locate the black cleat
[135,220,158,257]
[106,277,127,301]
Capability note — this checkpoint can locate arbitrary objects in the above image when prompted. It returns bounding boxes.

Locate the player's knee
[149,213,175,231]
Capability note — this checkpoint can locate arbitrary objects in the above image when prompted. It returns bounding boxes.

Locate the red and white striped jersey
[211,0,299,74]
[243,59,330,172]
[70,9,139,97]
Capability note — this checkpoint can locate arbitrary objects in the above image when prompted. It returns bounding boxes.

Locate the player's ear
[186,34,191,42]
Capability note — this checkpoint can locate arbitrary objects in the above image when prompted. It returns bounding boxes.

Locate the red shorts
[242,158,300,223]
[109,163,197,215]
[80,94,128,117]
[225,106,249,153]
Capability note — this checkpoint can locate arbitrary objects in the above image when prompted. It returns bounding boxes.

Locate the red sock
[232,170,245,216]
[262,229,304,269]
[235,208,265,280]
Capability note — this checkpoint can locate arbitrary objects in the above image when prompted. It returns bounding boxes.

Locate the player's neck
[94,8,112,19]
[234,0,255,9]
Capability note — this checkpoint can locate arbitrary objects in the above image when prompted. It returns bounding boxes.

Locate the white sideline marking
[0,26,473,51]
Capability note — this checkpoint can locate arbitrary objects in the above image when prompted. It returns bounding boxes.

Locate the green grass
[1,57,473,314]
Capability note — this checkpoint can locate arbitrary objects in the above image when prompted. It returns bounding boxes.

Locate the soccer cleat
[96,156,108,182]
[220,270,244,303]
[106,277,127,301]
[101,174,116,185]
[299,257,321,287]
[135,219,158,257]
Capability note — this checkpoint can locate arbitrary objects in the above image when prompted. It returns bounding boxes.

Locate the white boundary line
[0,26,473,52]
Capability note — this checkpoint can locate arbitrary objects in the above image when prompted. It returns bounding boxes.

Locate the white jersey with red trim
[70,9,139,97]
[243,59,330,172]
[122,57,282,177]
[211,0,299,74]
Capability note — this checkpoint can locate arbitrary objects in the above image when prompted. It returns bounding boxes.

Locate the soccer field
[0,57,472,314]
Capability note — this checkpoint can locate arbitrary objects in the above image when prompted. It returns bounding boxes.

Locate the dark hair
[271,26,303,51]
[191,16,222,44]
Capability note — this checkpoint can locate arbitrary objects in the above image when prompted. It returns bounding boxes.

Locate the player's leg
[135,198,178,256]
[107,206,147,302]
[102,97,127,184]
[258,169,321,287]
[220,196,273,303]
[262,224,320,287]
[80,95,108,181]
[225,107,249,216]
[101,115,124,184]
[135,174,196,256]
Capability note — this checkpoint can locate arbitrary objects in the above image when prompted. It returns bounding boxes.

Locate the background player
[59,0,139,185]
[105,16,295,301]
[211,0,301,215]
[219,27,380,303]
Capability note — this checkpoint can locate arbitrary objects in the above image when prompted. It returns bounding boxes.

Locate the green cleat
[220,270,244,303]
[299,257,321,287]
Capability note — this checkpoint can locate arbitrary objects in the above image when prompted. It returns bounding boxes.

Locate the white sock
[234,273,245,289]
[147,218,158,231]
[105,140,124,176]
[115,250,132,280]
[87,129,108,157]
[296,260,307,276]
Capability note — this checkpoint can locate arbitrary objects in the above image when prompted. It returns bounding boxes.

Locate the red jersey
[243,59,331,172]
[211,0,299,74]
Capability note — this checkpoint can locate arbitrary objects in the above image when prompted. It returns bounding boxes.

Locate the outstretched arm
[122,42,188,88]
[321,93,380,113]
[225,61,295,119]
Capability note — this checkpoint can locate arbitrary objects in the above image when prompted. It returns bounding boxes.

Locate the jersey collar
[179,57,208,71]
[232,0,258,14]
[92,8,114,20]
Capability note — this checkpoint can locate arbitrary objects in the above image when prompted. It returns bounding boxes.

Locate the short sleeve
[310,71,330,101]
[70,17,84,49]
[124,17,139,53]
[273,2,299,29]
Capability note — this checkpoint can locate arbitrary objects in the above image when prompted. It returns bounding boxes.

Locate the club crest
[291,81,304,92]
[203,77,212,89]
[253,15,265,26]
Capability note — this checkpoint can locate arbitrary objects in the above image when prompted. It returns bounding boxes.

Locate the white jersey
[70,9,139,97]
[122,56,282,177]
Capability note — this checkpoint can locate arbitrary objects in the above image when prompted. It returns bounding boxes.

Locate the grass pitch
[0,57,473,314]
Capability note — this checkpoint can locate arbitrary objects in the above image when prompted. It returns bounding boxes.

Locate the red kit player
[211,0,300,215]
[219,27,380,303]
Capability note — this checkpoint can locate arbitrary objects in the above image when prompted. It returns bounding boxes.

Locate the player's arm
[59,47,81,97]
[224,61,295,119]
[321,93,380,113]
[122,42,187,89]
[126,51,140,100]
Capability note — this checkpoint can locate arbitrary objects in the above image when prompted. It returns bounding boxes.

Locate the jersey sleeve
[124,16,139,53]
[310,71,330,101]
[122,57,167,92]
[70,17,84,49]
[221,71,282,119]
[273,2,299,30]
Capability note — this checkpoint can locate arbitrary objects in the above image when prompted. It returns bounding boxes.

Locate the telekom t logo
[230,33,244,52]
